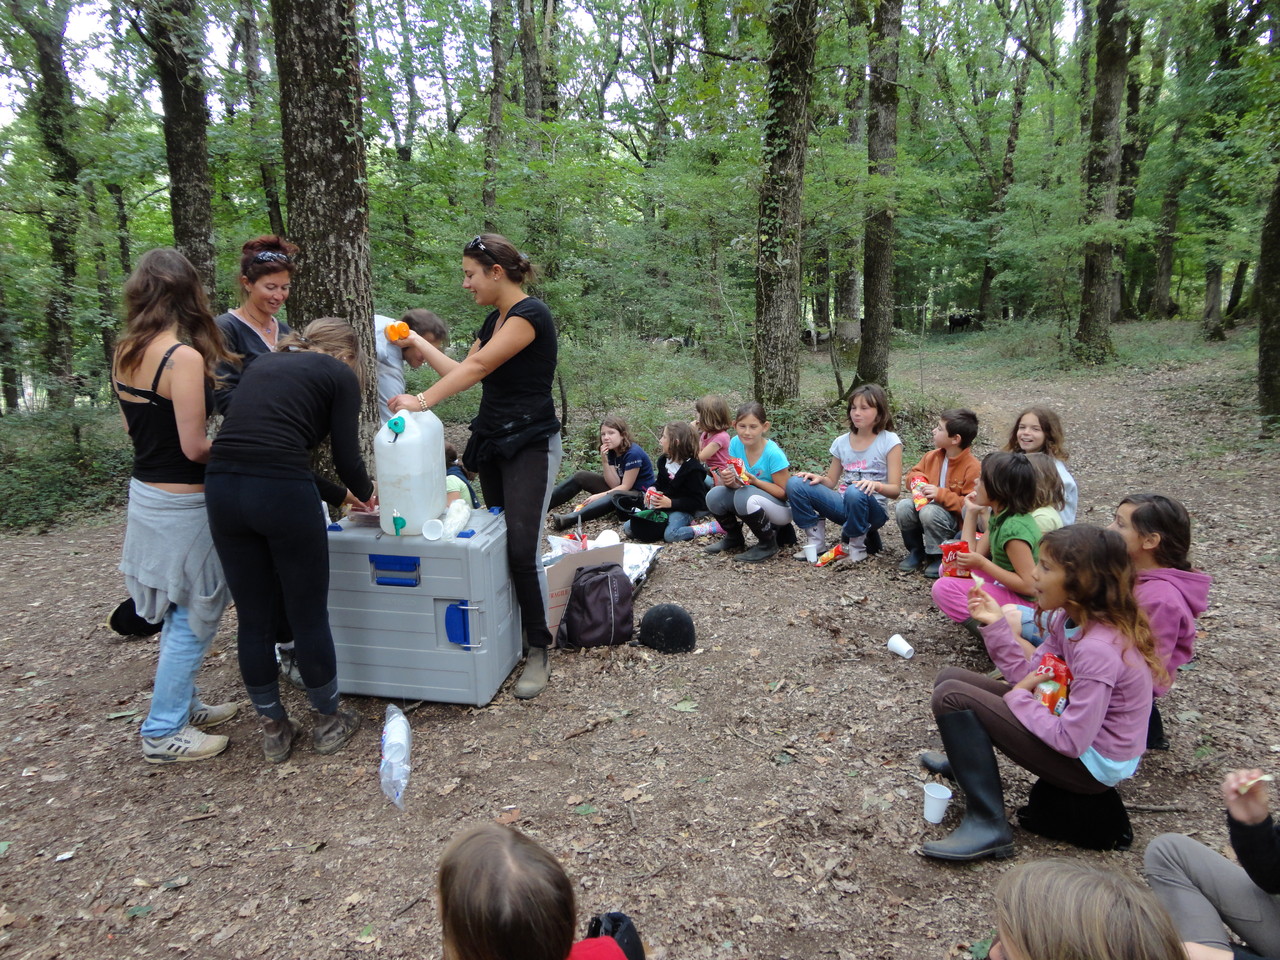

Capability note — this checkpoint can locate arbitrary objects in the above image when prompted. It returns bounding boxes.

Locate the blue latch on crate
[445,600,481,649]
[370,553,421,587]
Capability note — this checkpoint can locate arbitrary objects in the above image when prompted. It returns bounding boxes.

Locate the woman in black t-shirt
[213,235,297,412]
[388,234,561,700]
[206,318,375,762]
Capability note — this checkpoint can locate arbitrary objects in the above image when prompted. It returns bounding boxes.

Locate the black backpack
[555,563,633,649]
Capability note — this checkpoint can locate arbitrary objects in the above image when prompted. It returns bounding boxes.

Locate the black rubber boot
[734,510,779,563]
[921,710,1014,862]
[703,513,745,554]
[960,617,985,644]
[919,751,954,780]
[1147,702,1170,750]
[866,526,883,555]
[547,478,580,511]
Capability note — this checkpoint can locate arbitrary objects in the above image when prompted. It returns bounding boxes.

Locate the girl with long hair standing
[114,248,241,763]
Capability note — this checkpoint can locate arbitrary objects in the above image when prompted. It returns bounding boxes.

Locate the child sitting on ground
[1026,452,1066,534]
[622,421,709,542]
[787,384,902,566]
[1004,406,1078,524]
[896,408,980,578]
[548,415,655,530]
[932,450,1042,643]
[703,402,793,563]
[438,822,642,960]
[693,395,733,486]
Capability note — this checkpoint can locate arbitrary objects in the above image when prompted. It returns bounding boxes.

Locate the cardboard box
[544,543,624,637]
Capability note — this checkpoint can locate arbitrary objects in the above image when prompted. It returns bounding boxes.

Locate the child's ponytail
[1040,526,1168,686]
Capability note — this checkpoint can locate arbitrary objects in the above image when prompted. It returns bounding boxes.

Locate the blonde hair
[694,395,732,434]
[995,860,1184,960]
[277,317,366,392]
[1026,452,1066,511]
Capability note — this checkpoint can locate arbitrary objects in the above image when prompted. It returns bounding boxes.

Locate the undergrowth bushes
[0,408,132,530]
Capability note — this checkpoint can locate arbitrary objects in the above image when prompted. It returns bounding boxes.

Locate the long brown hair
[1004,406,1070,460]
[115,247,237,384]
[1118,494,1193,570]
[995,860,1184,960]
[1038,526,1167,686]
[277,317,367,392]
[438,823,574,960]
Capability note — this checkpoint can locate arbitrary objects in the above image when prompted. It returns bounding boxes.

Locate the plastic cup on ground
[887,634,914,658]
[923,782,952,823]
[803,543,819,563]
[421,518,444,540]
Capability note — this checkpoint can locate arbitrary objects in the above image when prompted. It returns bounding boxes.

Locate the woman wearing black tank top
[113,249,241,764]
[388,234,561,700]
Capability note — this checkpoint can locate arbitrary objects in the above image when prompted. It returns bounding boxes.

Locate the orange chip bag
[1032,652,1072,715]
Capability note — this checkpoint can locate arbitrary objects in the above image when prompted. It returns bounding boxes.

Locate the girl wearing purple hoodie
[1109,495,1212,749]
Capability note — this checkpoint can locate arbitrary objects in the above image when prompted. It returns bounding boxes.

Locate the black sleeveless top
[115,343,214,485]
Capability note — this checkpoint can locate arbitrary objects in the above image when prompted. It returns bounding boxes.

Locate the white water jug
[374,410,446,536]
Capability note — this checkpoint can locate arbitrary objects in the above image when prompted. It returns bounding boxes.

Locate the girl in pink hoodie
[1109,494,1212,749]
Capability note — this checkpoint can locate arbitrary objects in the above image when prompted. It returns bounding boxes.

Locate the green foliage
[0,408,132,530]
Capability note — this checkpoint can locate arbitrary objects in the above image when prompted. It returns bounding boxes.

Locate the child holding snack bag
[786,384,902,566]
[895,408,980,577]
[622,421,709,542]
[920,525,1165,860]
[703,402,792,562]
[932,451,1042,642]
[693,395,733,486]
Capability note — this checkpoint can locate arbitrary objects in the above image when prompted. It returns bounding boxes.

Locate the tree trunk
[812,243,831,335]
[6,0,80,408]
[833,7,867,330]
[1224,260,1249,320]
[753,0,817,409]
[518,0,543,123]
[1201,261,1225,341]
[0,282,18,415]
[979,54,1032,324]
[106,182,131,275]
[1257,165,1280,435]
[483,0,507,229]
[856,0,902,392]
[1150,117,1189,318]
[1075,0,1129,364]
[238,0,286,238]
[142,0,216,299]
[271,0,377,434]
[84,181,117,371]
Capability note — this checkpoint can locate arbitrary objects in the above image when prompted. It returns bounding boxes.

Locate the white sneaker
[190,701,240,728]
[142,725,229,764]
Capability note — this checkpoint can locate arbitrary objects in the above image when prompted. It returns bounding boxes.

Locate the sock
[691,520,724,537]
[305,677,341,715]
[246,681,287,721]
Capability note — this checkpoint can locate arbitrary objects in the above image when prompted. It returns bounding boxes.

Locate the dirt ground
[1,333,1277,960]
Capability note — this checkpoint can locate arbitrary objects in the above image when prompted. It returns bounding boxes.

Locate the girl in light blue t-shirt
[704,402,792,563]
[786,383,902,565]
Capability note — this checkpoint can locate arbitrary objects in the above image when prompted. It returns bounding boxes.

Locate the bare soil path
[1,327,1275,960]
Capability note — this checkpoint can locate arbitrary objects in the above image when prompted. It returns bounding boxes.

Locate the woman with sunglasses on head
[388,234,561,700]
[213,236,298,413]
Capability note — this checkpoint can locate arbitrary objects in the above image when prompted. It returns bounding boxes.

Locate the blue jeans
[663,511,696,542]
[785,478,887,541]
[141,604,213,738]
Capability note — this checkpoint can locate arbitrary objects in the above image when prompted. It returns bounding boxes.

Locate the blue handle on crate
[488,506,503,515]
[369,553,421,587]
[375,576,419,587]
[445,600,473,648]
[457,530,476,538]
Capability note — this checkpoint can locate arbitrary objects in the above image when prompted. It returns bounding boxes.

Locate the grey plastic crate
[326,508,520,706]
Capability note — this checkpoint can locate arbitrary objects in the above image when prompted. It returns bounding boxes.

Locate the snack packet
[909,474,930,511]
[726,457,752,485]
[1031,652,1072,715]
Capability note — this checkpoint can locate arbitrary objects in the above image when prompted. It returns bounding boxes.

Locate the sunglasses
[465,236,488,255]
[252,251,291,265]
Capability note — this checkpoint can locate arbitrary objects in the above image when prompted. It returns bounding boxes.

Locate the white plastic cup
[887,634,914,659]
[803,543,819,563]
[421,518,444,540]
[923,782,952,823]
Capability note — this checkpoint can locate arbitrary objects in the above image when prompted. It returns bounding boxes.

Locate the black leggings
[205,473,337,691]
[477,434,561,649]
